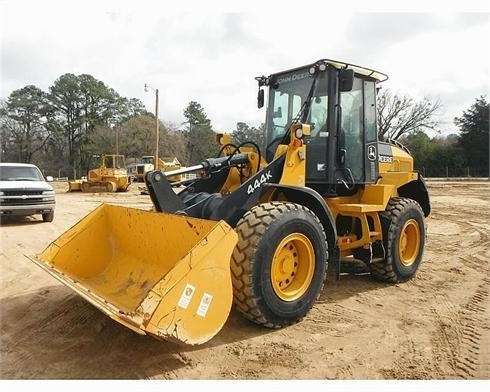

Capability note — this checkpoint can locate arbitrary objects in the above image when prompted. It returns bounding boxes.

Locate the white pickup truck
[0,162,56,222]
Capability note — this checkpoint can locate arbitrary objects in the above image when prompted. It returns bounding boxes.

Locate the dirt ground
[0,180,489,380]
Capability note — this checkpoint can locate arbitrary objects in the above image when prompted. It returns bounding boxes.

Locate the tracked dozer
[68,154,131,193]
[28,59,430,345]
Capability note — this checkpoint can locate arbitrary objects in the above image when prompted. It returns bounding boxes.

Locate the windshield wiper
[266,76,319,151]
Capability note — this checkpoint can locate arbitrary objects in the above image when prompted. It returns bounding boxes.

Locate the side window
[105,156,114,168]
[341,78,364,181]
[271,91,302,139]
[272,91,288,129]
[341,78,363,138]
[364,81,376,142]
[292,95,302,120]
[309,96,328,136]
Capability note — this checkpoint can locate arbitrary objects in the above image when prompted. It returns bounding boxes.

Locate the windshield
[103,155,125,168]
[0,166,45,181]
[266,67,329,143]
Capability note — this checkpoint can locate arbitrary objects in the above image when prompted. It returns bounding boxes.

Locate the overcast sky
[1,1,489,137]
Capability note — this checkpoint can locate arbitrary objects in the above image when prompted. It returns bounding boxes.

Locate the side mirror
[339,69,354,92]
[257,89,264,108]
[46,176,54,182]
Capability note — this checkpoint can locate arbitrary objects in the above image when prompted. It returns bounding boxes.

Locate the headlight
[42,190,55,195]
[0,191,4,196]
[294,127,303,139]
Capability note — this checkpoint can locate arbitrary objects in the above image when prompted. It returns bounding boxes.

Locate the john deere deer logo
[368,145,377,161]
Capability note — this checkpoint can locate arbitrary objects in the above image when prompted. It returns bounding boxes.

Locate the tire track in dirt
[424,186,489,378]
[430,278,489,378]
[456,279,490,378]
[378,184,490,379]
[428,217,489,273]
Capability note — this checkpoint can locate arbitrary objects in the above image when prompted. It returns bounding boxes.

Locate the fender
[261,183,338,260]
[398,175,431,217]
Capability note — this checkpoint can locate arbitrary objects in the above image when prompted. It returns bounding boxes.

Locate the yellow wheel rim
[271,233,315,302]
[398,219,421,267]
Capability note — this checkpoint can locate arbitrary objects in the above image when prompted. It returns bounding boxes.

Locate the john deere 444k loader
[28,59,430,345]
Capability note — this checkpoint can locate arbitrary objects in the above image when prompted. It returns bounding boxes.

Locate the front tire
[231,202,328,328]
[370,197,426,283]
[42,211,54,222]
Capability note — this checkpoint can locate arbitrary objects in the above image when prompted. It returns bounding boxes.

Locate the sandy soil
[1,180,489,380]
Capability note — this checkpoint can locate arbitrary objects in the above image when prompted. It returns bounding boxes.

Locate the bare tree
[376,89,442,141]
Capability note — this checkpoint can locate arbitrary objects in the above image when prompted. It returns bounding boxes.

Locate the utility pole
[145,83,159,168]
[115,125,119,156]
[155,88,159,167]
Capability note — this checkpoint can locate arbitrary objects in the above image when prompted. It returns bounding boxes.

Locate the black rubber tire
[231,202,328,328]
[42,211,54,222]
[370,197,426,283]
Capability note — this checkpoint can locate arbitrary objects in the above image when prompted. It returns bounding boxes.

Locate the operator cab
[258,59,387,196]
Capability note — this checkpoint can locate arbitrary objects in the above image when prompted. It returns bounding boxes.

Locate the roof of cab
[270,58,388,83]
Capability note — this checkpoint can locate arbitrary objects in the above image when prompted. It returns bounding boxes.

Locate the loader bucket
[27,204,238,345]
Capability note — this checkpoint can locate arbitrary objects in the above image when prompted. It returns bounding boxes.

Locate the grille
[3,190,43,196]
[1,198,49,206]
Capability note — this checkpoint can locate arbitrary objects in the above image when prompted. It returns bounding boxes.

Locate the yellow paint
[279,124,310,187]
[215,132,268,193]
[68,154,130,193]
[399,219,421,266]
[28,204,237,345]
[271,233,315,301]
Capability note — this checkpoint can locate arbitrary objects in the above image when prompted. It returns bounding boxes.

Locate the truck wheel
[231,202,328,328]
[42,211,54,222]
[370,197,426,283]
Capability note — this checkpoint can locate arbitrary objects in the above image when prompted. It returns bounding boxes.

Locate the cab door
[338,77,379,185]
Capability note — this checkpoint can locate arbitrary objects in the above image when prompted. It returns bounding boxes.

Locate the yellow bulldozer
[28,59,430,346]
[68,154,131,193]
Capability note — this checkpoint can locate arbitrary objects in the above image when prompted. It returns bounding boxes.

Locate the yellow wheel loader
[130,156,183,183]
[68,154,131,193]
[28,59,430,345]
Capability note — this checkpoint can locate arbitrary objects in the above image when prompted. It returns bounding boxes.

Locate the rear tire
[370,197,426,283]
[42,211,54,222]
[231,202,328,328]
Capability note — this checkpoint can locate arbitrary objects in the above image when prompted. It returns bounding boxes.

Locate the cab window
[340,77,364,181]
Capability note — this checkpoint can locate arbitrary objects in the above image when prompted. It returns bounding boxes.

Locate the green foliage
[183,101,218,165]
[48,73,131,176]
[117,114,157,158]
[401,131,467,177]
[1,85,51,163]
[0,73,146,177]
[454,96,489,176]
[232,122,266,155]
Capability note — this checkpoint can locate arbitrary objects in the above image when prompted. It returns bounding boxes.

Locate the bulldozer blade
[67,180,82,192]
[27,204,238,345]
